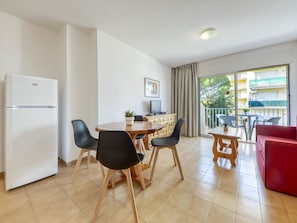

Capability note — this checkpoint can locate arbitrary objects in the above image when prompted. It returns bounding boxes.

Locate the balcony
[200,107,288,141]
[249,77,286,88]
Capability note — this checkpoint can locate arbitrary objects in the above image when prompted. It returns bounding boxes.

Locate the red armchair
[256,124,297,196]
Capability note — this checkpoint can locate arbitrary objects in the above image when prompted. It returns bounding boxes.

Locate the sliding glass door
[199,65,289,141]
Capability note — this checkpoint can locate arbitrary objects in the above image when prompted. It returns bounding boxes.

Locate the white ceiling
[1,0,297,67]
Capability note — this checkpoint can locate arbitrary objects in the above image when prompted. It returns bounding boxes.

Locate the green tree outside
[200,75,234,127]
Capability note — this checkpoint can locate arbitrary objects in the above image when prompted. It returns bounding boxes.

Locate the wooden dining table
[95,121,163,188]
[96,121,162,141]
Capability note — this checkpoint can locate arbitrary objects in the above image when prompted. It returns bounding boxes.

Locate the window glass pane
[199,74,235,130]
[238,65,288,126]
[199,65,289,142]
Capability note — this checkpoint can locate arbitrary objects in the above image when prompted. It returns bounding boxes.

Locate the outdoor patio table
[236,113,261,140]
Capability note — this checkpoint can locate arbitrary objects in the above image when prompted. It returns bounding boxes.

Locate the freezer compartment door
[5,108,58,190]
[5,74,58,107]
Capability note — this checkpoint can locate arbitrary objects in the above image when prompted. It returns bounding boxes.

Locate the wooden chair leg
[135,163,146,190]
[148,147,156,165]
[87,151,91,169]
[149,148,160,181]
[92,169,114,222]
[139,139,146,155]
[99,162,105,178]
[171,147,177,166]
[72,149,86,183]
[172,146,184,180]
[135,139,146,156]
[122,169,140,223]
[111,171,116,188]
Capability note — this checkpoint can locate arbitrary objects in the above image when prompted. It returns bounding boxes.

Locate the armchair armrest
[256,125,296,140]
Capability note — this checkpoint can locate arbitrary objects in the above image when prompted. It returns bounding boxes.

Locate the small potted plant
[243,108,249,114]
[125,110,135,125]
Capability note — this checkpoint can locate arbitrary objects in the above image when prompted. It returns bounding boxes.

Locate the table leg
[218,137,228,150]
[212,136,219,162]
[211,134,239,167]
[129,133,151,187]
[229,139,238,166]
[107,166,151,188]
[130,165,151,188]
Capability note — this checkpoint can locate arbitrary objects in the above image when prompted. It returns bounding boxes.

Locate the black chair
[71,119,104,183]
[149,118,185,181]
[134,115,146,154]
[92,131,145,223]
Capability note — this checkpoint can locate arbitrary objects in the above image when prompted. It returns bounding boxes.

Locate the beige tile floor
[1,136,297,223]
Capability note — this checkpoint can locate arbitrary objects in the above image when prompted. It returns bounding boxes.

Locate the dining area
[95,120,164,188]
[71,115,185,223]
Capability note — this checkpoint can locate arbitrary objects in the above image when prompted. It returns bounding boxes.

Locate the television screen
[150,100,161,114]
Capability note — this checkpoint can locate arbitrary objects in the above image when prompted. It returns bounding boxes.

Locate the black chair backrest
[171,118,185,141]
[71,119,96,148]
[97,131,143,170]
[134,115,144,121]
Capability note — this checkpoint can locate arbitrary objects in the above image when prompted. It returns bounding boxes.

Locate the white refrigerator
[4,74,58,190]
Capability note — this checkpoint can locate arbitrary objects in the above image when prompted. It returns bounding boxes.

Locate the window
[199,65,289,141]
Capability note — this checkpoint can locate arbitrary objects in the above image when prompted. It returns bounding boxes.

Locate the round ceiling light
[200,28,217,40]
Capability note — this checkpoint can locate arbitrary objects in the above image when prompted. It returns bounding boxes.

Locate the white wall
[62,26,98,163]
[56,25,99,164]
[97,30,171,124]
[198,41,297,125]
[0,12,59,78]
[0,10,172,171]
[0,11,59,172]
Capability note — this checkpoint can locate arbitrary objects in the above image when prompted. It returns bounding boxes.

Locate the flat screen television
[150,100,161,114]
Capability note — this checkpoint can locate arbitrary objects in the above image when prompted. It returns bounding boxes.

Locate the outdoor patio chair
[217,114,248,140]
[263,116,281,125]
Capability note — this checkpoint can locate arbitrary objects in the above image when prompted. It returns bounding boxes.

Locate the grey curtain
[171,63,198,137]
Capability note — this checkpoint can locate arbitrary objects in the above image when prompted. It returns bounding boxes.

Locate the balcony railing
[249,77,286,88]
[201,107,288,130]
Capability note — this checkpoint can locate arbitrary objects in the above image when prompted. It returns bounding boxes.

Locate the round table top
[95,121,163,136]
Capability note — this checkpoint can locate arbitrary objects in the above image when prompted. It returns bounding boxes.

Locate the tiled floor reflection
[1,136,297,222]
